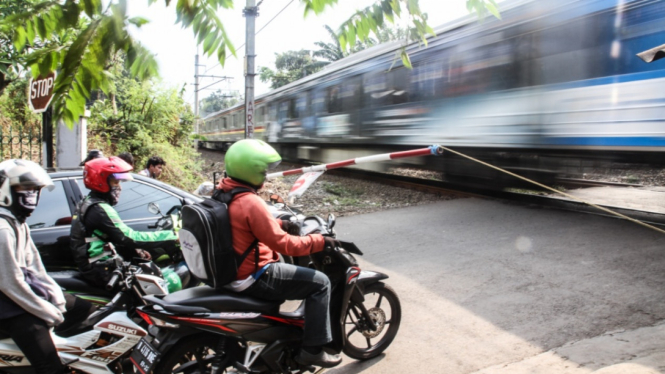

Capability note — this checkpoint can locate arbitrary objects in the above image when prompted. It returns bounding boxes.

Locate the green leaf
[400,49,412,68]
[485,1,501,19]
[13,26,27,52]
[128,17,150,27]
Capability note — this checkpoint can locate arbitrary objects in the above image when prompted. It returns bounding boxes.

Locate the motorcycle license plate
[130,338,161,374]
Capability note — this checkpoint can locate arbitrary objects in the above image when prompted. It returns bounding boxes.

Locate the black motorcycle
[133,211,401,373]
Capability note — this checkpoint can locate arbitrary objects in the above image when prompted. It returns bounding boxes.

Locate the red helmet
[84,157,134,193]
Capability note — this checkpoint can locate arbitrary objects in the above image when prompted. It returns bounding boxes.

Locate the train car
[197,0,665,187]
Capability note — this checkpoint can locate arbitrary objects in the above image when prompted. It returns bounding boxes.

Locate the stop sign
[28,71,56,113]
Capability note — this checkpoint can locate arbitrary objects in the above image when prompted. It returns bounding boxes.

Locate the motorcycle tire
[153,334,237,374]
[343,282,402,360]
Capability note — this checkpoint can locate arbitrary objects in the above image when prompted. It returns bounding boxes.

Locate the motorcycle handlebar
[106,271,121,291]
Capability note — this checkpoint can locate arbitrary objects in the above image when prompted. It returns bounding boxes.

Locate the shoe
[295,349,343,368]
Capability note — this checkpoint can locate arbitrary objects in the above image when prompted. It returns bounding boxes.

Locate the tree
[87,73,202,190]
[0,0,500,127]
[259,50,328,89]
[199,89,242,117]
[313,24,409,63]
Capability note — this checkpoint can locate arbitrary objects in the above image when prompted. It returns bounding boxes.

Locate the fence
[0,124,43,164]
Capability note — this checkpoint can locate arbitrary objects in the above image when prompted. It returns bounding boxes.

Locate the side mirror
[270,194,285,204]
[327,213,335,229]
[148,202,162,216]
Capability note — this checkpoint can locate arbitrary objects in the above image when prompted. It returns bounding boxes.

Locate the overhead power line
[203,0,297,75]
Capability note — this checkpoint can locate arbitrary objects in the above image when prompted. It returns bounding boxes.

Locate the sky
[126,0,475,109]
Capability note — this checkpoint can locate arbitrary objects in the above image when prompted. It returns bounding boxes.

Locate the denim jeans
[242,262,332,346]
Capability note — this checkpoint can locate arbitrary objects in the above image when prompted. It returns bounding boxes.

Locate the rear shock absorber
[210,337,227,374]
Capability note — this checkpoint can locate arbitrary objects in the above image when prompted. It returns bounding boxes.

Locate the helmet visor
[111,172,134,182]
[267,160,281,170]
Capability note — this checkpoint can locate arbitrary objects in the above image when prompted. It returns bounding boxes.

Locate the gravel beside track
[198,149,457,217]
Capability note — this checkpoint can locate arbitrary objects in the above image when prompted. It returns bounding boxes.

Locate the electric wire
[203,0,297,75]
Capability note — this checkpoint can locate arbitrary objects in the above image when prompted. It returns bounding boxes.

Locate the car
[30,170,203,271]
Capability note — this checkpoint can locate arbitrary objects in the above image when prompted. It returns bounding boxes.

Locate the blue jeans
[242,263,332,346]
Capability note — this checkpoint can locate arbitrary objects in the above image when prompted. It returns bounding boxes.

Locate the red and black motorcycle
[132,209,401,374]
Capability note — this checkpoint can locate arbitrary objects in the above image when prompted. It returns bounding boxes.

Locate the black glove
[281,219,301,236]
[323,237,341,251]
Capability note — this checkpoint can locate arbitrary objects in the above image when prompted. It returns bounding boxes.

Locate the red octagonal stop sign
[28,71,57,113]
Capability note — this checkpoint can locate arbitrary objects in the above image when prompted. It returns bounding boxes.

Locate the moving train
[197,0,665,187]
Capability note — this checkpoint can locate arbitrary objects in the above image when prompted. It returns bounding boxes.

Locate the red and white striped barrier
[267,145,444,179]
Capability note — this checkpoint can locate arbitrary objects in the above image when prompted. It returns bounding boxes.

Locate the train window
[278,101,289,120]
[364,72,390,108]
[313,89,327,114]
[327,85,343,113]
[222,117,227,129]
[289,98,298,119]
[341,78,361,111]
[268,103,277,121]
[386,68,409,105]
[296,93,308,118]
[410,61,445,101]
[257,106,265,122]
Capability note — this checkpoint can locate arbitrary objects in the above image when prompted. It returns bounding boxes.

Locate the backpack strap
[212,187,261,274]
[0,213,19,241]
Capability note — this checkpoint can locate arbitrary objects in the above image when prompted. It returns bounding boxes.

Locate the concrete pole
[244,0,257,139]
[194,53,200,134]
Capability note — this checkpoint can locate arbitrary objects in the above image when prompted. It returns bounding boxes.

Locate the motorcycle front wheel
[153,335,238,374]
[343,282,402,360]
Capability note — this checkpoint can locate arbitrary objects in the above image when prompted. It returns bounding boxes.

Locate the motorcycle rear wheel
[153,335,235,374]
[343,282,401,360]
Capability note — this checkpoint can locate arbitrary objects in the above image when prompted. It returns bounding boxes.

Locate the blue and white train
[198,0,665,185]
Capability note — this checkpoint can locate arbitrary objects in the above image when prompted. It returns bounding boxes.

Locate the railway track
[323,167,665,228]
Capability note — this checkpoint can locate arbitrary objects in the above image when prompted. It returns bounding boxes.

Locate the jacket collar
[219,177,257,193]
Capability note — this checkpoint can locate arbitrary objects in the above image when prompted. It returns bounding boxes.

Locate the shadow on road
[325,354,385,374]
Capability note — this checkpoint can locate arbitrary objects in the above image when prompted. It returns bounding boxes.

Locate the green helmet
[225,139,281,187]
[161,268,182,293]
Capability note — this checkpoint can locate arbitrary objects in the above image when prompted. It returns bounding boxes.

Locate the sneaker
[295,349,343,368]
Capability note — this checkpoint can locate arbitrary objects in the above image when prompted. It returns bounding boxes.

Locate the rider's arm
[244,194,325,257]
[0,224,64,326]
[87,203,177,254]
[26,228,66,313]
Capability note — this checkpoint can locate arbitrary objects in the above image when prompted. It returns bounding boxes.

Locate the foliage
[0,0,500,127]
[87,75,203,191]
[313,24,409,63]
[259,50,328,89]
[0,78,40,131]
[200,89,242,117]
[0,0,37,93]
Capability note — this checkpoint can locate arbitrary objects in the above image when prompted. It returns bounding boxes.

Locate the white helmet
[0,159,54,207]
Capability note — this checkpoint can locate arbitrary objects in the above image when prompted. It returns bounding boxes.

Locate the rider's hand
[323,237,341,251]
[281,219,301,236]
[136,249,152,260]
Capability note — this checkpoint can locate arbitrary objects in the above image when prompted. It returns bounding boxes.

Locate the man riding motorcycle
[70,157,179,287]
[0,159,95,374]
[218,139,342,368]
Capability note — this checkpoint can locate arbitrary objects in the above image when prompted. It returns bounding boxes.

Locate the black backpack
[178,188,259,290]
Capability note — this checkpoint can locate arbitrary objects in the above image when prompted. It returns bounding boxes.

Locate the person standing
[138,156,166,179]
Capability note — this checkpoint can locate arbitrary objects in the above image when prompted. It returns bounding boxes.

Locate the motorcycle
[132,184,402,373]
[50,204,196,307]
[0,256,171,374]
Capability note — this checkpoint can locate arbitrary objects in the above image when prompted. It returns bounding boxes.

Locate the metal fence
[0,125,42,164]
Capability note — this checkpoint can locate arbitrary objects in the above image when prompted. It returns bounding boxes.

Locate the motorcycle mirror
[327,213,336,229]
[148,202,162,216]
[270,194,285,204]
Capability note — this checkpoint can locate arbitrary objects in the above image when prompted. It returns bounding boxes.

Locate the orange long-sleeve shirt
[219,178,325,280]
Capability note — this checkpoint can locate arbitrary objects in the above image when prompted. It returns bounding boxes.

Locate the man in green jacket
[70,157,178,287]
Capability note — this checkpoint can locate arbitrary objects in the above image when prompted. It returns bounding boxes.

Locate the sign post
[28,72,56,168]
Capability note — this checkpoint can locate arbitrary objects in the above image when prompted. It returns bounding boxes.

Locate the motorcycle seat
[49,270,113,297]
[158,286,283,314]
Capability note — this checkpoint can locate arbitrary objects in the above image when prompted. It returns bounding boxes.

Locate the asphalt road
[323,197,665,373]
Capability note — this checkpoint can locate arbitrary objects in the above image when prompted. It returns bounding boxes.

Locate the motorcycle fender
[356,270,389,291]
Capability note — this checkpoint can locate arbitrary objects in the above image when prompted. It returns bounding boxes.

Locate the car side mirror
[148,202,162,216]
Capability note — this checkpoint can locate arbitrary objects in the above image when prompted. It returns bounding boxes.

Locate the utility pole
[243,0,258,139]
[194,54,200,133]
